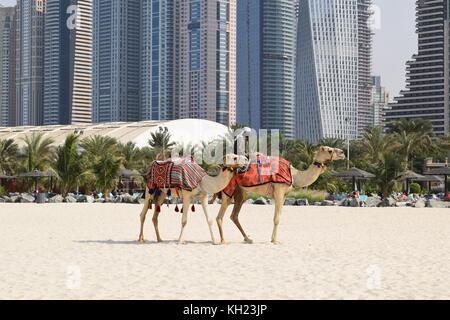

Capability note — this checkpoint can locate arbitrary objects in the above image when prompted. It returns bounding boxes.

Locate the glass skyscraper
[178,0,236,126]
[370,76,390,127]
[0,6,15,127]
[93,0,141,123]
[296,0,373,142]
[14,0,45,126]
[141,0,177,121]
[237,0,297,139]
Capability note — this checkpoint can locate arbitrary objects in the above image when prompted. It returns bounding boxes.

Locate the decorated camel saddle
[147,157,206,194]
[223,155,292,197]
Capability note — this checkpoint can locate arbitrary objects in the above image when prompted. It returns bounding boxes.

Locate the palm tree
[389,119,434,170]
[80,136,122,196]
[92,153,122,196]
[20,132,55,172]
[372,151,404,197]
[317,137,346,150]
[80,135,119,160]
[354,126,393,162]
[118,142,141,170]
[52,134,87,196]
[148,127,175,159]
[0,139,19,175]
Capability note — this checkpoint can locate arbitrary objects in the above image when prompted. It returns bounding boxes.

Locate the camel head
[223,154,248,169]
[314,146,346,165]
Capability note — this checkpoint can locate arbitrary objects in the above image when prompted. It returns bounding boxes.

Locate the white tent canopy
[0,119,229,148]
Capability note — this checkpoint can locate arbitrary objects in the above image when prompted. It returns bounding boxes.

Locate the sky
[0,0,418,101]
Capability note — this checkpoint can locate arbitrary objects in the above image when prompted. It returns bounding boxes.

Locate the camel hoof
[157,239,164,243]
[178,241,187,245]
[244,238,254,244]
[271,240,283,245]
[218,240,228,245]
[138,239,145,243]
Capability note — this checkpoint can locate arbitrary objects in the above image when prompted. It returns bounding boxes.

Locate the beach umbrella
[398,170,425,194]
[333,167,375,192]
[17,170,55,192]
[119,168,142,178]
[412,175,443,193]
[424,167,450,194]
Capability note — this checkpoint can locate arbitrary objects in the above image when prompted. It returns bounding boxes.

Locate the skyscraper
[141,0,178,121]
[385,0,449,136]
[296,0,373,142]
[237,0,297,138]
[178,0,236,126]
[0,5,15,127]
[93,0,141,123]
[43,0,93,125]
[370,76,390,126]
[15,0,45,126]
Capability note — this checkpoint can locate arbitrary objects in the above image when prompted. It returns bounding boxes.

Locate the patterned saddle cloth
[147,157,206,192]
[223,155,292,197]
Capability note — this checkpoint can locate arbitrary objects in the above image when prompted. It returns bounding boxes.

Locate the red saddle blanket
[223,156,292,197]
[147,158,206,192]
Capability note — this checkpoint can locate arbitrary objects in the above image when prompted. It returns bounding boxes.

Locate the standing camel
[138,154,247,244]
[216,146,345,245]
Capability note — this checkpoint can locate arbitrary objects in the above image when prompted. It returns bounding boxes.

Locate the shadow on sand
[74,239,214,245]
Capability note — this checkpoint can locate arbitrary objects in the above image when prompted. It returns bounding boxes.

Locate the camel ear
[320,146,327,152]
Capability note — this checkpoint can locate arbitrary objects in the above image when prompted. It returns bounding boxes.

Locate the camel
[215,146,346,245]
[138,154,247,245]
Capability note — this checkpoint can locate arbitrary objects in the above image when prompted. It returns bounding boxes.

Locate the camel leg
[230,189,253,244]
[138,189,151,243]
[152,193,166,243]
[200,194,216,244]
[216,193,231,244]
[271,187,285,245]
[178,194,191,244]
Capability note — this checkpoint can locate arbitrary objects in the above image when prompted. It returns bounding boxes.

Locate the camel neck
[291,164,325,188]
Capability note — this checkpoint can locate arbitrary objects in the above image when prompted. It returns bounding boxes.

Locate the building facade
[370,76,390,126]
[43,0,93,125]
[0,6,15,127]
[140,0,178,121]
[296,0,373,142]
[237,0,297,138]
[385,0,449,136]
[178,0,236,126]
[93,0,141,123]
[14,0,45,126]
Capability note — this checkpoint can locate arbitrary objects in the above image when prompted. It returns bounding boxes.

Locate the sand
[1,203,450,300]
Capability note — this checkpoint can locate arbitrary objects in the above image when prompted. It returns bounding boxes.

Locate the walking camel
[138,154,247,244]
[215,146,346,245]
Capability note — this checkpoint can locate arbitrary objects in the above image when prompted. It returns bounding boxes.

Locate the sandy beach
[1,203,450,300]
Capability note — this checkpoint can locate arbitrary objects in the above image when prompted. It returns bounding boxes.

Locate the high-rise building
[0,6,15,127]
[296,0,373,142]
[43,0,70,125]
[14,0,45,126]
[370,76,390,126]
[357,0,374,135]
[43,0,93,125]
[178,0,236,126]
[141,0,178,121]
[93,0,141,123]
[237,0,297,138]
[385,0,449,136]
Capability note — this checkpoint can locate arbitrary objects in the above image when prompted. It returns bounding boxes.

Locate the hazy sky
[0,0,418,100]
